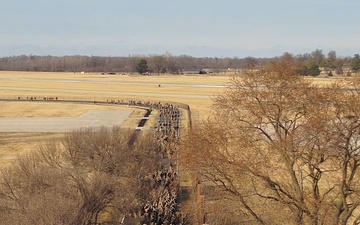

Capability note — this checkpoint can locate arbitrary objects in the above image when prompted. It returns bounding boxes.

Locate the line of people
[139,103,186,225]
[17,96,59,101]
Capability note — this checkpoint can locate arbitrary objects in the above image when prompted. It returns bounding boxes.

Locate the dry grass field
[0,102,148,168]
[0,71,228,168]
[0,71,228,117]
[0,71,346,168]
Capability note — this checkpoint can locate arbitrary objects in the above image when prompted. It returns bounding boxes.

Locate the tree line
[0,50,360,76]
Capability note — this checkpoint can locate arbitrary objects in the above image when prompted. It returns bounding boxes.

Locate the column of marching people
[139,102,185,225]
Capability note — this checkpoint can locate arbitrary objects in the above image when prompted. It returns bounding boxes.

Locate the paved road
[0,109,134,132]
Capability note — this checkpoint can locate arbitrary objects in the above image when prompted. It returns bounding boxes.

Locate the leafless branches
[182,56,360,224]
[0,127,163,224]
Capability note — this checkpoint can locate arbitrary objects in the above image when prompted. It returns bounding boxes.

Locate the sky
[1,0,359,58]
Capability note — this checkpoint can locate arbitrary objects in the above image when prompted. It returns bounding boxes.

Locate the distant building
[180,69,202,75]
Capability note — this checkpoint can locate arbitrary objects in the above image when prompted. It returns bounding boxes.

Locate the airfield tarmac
[0,109,134,132]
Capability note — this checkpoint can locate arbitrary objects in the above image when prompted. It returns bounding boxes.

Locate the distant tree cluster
[0,50,359,75]
[0,54,248,74]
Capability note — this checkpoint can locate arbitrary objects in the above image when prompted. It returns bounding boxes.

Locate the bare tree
[148,55,167,75]
[311,49,325,66]
[241,56,258,71]
[0,127,162,225]
[327,50,337,64]
[182,58,360,224]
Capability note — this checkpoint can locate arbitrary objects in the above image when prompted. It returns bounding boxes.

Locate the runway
[0,109,134,132]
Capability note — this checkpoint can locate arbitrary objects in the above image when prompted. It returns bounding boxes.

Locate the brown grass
[0,132,62,168]
[0,71,348,169]
[0,71,221,117]
[0,101,144,117]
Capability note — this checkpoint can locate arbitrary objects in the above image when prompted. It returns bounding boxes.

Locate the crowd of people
[138,103,186,225]
[17,96,58,101]
[155,103,181,157]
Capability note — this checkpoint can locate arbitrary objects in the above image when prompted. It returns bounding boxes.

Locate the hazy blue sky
[1,0,359,58]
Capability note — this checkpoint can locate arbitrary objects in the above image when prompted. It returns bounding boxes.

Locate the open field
[0,102,150,168]
[0,71,348,168]
[0,71,228,118]
[0,71,343,117]
[0,101,143,117]
[0,132,62,168]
